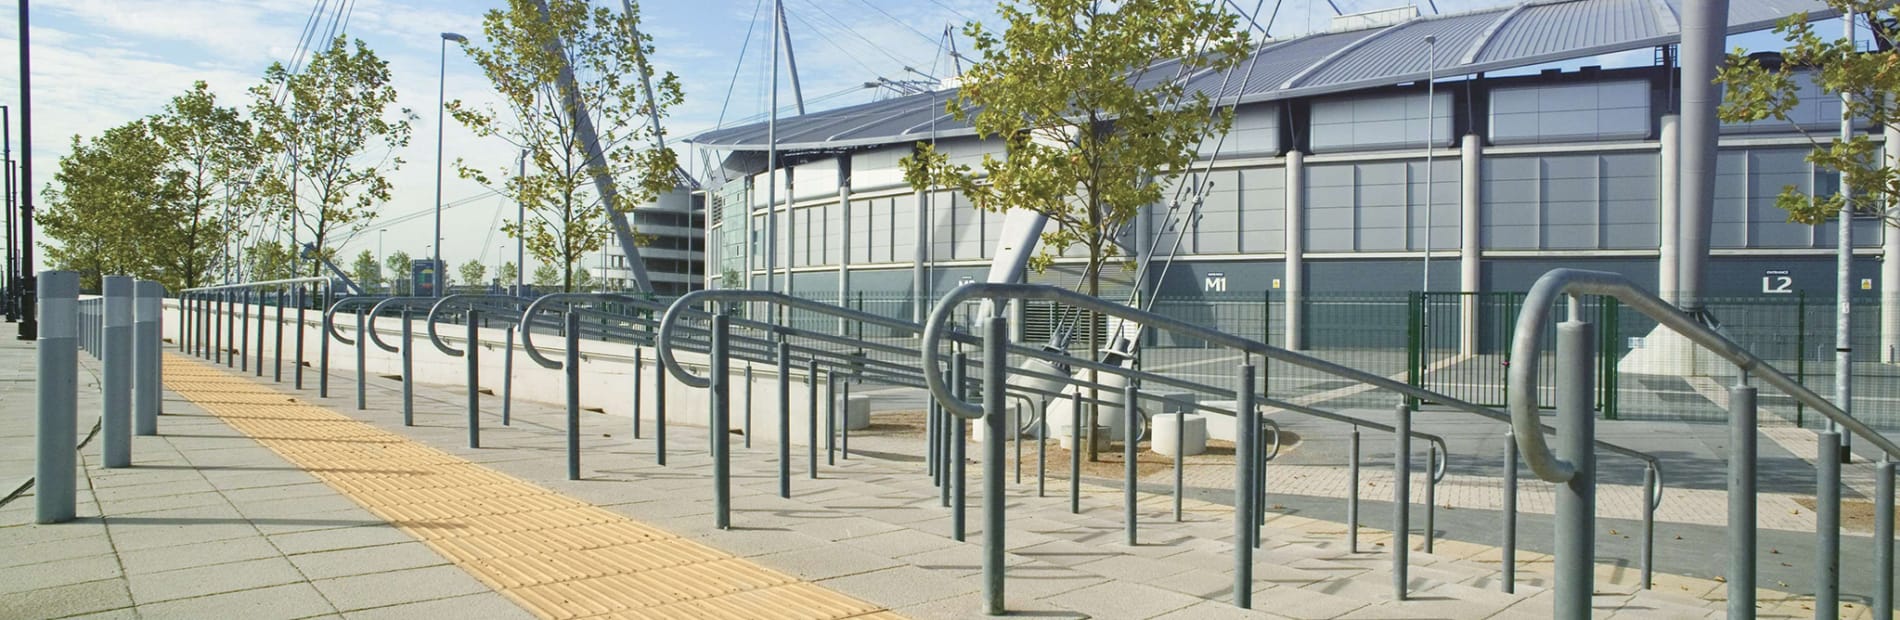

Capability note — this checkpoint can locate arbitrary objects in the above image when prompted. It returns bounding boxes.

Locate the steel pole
[1553,317,1596,620]
[566,311,581,480]
[712,312,731,529]
[133,280,161,436]
[1234,362,1257,609]
[401,308,414,426]
[952,352,967,542]
[100,276,132,468]
[1817,430,1842,620]
[466,309,480,448]
[982,316,1008,615]
[1730,383,1758,618]
[1394,402,1412,601]
[33,271,76,523]
[1503,429,1518,593]
[1124,380,1138,546]
[808,358,819,478]
[777,339,790,497]
[354,309,366,410]
[1349,427,1361,553]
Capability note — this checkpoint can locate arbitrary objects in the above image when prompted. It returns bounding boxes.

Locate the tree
[1717,1,1899,225]
[459,260,489,289]
[245,242,298,284]
[351,249,383,292]
[385,250,413,295]
[899,0,1249,457]
[532,262,561,287]
[150,81,261,291]
[572,266,595,291]
[449,0,683,292]
[39,120,179,291]
[498,261,519,286]
[251,36,414,278]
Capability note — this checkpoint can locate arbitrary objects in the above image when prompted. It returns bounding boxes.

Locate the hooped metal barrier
[364,297,435,426]
[922,282,1666,611]
[517,292,666,478]
[1508,268,1899,620]
[325,297,381,411]
[182,277,334,394]
[426,294,526,448]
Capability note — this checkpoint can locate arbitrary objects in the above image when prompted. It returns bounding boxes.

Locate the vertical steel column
[213,292,223,364]
[133,280,162,437]
[1124,380,1138,546]
[777,339,790,498]
[1349,427,1361,553]
[1070,389,1082,514]
[502,327,515,426]
[655,346,668,465]
[1393,402,1412,600]
[826,372,836,466]
[354,309,367,410]
[178,293,188,353]
[743,363,753,449]
[1641,465,1655,589]
[565,311,581,480]
[273,290,284,382]
[34,271,79,524]
[1013,401,1022,483]
[239,290,249,372]
[1553,316,1596,620]
[1729,382,1757,618]
[100,276,132,469]
[294,286,306,389]
[466,309,481,448]
[318,295,331,397]
[982,315,1008,616]
[952,352,967,541]
[1424,442,1437,553]
[1817,430,1842,620]
[1875,458,1895,620]
[929,393,940,487]
[841,371,851,459]
[1037,396,1047,498]
[630,347,641,437]
[254,289,265,376]
[223,291,233,367]
[400,308,414,426]
[1234,362,1257,609]
[711,312,731,529]
[1174,409,1185,521]
[1503,429,1518,593]
[807,358,818,478]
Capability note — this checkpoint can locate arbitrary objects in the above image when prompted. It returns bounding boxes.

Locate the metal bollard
[1173,404,1185,522]
[1233,362,1257,609]
[354,308,367,410]
[466,309,481,448]
[1641,465,1655,590]
[1014,401,1023,484]
[1502,429,1518,593]
[711,313,731,530]
[808,358,818,478]
[400,308,415,426]
[655,344,668,466]
[1875,458,1895,620]
[320,293,334,396]
[1393,402,1412,601]
[1037,396,1048,498]
[502,327,515,427]
[1729,382,1757,618]
[929,394,940,488]
[177,293,188,353]
[826,373,837,466]
[776,339,790,498]
[1424,442,1437,554]
[274,290,285,382]
[1349,427,1361,553]
[951,352,967,542]
[841,373,851,459]
[224,291,234,367]
[629,346,639,437]
[294,286,306,389]
[240,291,249,372]
[566,311,581,480]
[35,271,80,524]
[1552,315,1596,620]
[255,290,265,376]
[1124,380,1138,546]
[743,363,753,449]
[133,280,163,437]
[982,315,1008,616]
[101,276,133,469]
[1817,430,1841,620]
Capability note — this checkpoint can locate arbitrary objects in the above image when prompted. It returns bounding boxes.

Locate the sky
[0,0,1815,276]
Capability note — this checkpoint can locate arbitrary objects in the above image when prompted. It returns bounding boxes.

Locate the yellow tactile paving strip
[161,353,903,620]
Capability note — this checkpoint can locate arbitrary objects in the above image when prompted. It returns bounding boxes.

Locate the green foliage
[449,0,683,293]
[572,266,595,291]
[498,261,519,285]
[459,260,488,288]
[532,261,561,287]
[39,120,177,292]
[384,250,413,295]
[245,242,298,284]
[899,0,1250,281]
[351,249,382,291]
[1718,1,1900,225]
[250,36,414,277]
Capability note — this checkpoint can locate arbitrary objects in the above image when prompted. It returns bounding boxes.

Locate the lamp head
[441,32,468,43]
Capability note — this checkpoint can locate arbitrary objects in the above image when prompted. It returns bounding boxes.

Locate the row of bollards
[35,272,166,524]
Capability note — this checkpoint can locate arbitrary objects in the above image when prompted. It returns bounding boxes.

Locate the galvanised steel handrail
[182,276,334,394]
[519,292,662,369]
[323,296,382,346]
[423,293,524,448]
[364,297,436,353]
[1507,268,1899,620]
[424,294,526,357]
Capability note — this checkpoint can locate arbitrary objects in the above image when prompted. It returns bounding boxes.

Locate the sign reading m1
[1762,269,1793,294]
[1204,272,1227,292]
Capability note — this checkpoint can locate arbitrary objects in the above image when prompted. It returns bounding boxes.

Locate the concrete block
[838,395,870,430]
[1150,413,1208,457]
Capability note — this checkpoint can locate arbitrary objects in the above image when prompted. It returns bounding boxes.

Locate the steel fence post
[1553,314,1596,620]
[1234,362,1256,609]
[1394,402,1412,601]
[401,308,414,426]
[952,352,967,542]
[983,315,1008,616]
[712,312,731,529]
[566,310,581,480]
[466,309,480,448]
[777,339,790,497]
[1729,382,1757,617]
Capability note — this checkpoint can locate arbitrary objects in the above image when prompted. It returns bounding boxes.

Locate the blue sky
[0,0,1815,273]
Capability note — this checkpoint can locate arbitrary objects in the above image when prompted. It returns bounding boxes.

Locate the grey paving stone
[286,542,452,581]
[0,552,128,595]
[337,592,534,620]
[116,535,286,576]
[310,562,492,612]
[126,556,307,604]
[818,565,981,608]
[267,524,415,555]
[1039,580,1204,619]
[0,524,117,568]
[752,542,906,581]
[0,578,133,620]
[133,581,337,620]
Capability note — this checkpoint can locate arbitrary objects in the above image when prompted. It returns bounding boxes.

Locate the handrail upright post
[1394,401,1412,601]
[1070,389,1082,514]
[1037,396,1047,498]
[952,352,968,542]
[1234,361,1256,610]
[1503,429,1518,593]
[255,289,265,376]
[711,312,731,529]
[224,291,234,367]
[503,327,515,426]
[777,339,790,498]
[1817,430,1842,620]
[294,286,305,389]
[842,368,851,459]
[466,309,480,448]
[1640,465,1655,590]
[826,372,836,466]
[1875,457,1894,620]
[1553,315,1595,620]
[566,310,581,480]
[808,358,819,478]
[630,346,641,437]
[354,308,366,410]
[273,290,284,382]
[401,308,414,426]
[1424,441,1437,553]
[743,363,753,449]
[1174,403,1186,522]
[1124,379,1138,546]
[982,315,1008,616]
[655,342,667,465]
[1348,426,1360,552]
[318,294,330,396]
[239,290,248,372]
[1729,380,1757,617]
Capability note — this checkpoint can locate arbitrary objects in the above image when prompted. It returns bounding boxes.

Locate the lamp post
[1421,34,1437,296]
[434,32,467,298]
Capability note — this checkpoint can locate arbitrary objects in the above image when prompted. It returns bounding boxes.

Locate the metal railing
[922,282,1667,614]
[1507,268,1900,620]
[425,294,527,448]
[181,277,334,392]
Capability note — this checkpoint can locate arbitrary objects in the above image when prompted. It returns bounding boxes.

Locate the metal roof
[687,0,1830,151]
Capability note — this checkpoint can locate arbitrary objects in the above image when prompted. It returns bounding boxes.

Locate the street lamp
[434,31,467,297]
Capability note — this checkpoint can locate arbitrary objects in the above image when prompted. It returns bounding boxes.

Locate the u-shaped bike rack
[427,294,526,448]
[1508,268,1900,620]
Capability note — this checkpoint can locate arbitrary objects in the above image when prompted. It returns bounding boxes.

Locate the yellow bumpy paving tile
[162,353,895,620]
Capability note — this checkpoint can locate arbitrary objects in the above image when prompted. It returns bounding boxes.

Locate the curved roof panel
[688,0,1831,151]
